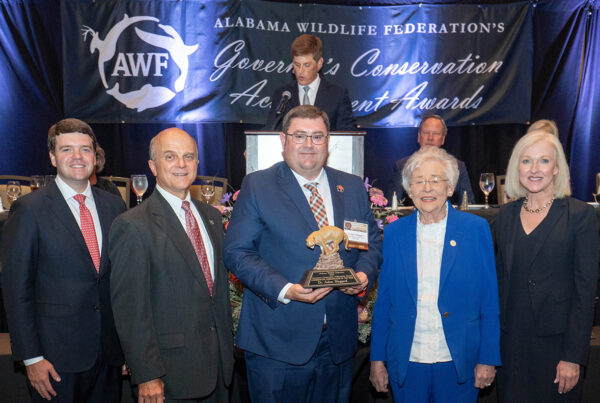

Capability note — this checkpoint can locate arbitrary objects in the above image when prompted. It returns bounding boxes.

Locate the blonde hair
[505,130,571,199]
[402,146,459,193]
[527,119,558,137]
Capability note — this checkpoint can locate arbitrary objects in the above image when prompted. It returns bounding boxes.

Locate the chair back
[0,175,32,210]
[190,176,228,205]
[496,174,507,205]
[102,176,131,206]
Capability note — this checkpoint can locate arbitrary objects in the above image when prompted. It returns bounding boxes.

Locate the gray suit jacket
[109,191,233,399]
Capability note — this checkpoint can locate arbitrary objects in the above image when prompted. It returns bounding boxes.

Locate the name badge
[343,220,368,250]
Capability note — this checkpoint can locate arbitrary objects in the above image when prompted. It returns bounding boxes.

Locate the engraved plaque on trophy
[301,226,361,288]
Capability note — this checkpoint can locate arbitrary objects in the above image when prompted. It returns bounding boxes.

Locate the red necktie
[182,201,213,296]
[73,194,100,272]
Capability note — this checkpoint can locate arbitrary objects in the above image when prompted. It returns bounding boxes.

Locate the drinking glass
[6,180,22,204]
[199,180,215,204]
[30,175,44,191]
[131,174,148,205]
[479,173,495,209]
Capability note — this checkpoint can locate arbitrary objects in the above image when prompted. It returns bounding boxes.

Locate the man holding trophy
[224,105,381,402]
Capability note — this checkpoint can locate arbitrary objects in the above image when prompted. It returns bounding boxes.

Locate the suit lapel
[289,84,301,110]
[314,78,328,110]
[439,204,460,290]
[401,211,419,304]
[502,201,522,276]
[149,192,212,295]
[92,188,113,276]
[276,162,320,231]
[325,167,345,227]
[46,182,97,275]
[525,197,566,273]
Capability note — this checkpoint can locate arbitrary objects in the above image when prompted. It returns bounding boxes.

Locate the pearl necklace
[523,195,555,213]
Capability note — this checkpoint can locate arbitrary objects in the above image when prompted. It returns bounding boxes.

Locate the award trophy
[301,226,361,288]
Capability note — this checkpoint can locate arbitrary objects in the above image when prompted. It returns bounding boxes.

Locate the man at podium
[265,34,357,131]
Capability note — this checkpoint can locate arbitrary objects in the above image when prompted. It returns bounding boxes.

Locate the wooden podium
[244,130,367,177]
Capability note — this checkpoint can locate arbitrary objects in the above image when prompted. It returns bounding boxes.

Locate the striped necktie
[304,182,328,228]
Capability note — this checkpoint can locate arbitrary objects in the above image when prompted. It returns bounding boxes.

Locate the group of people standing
[0,31,598,403]
[370,122,599,403]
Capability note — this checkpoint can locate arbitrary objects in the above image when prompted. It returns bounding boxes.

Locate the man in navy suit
[1,118,126,402]
[264,34,357,131]
[390,115,475,205]
[225,105,381,402]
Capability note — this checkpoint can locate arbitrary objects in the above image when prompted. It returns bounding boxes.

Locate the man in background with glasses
[1,118,127,402]
[225,105,381,402]
[389,114,475,205]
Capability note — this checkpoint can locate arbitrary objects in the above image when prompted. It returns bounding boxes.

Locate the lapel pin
[336,185,344,193]
[450,240,456,247]
[209,219,214,225]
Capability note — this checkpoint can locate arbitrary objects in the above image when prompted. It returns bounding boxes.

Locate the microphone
[275,91,292,116]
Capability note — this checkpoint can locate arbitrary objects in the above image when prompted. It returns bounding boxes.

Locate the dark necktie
[73,194,100,272]
[182,201,213,295]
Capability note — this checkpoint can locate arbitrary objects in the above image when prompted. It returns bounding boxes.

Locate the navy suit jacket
[0,181,126,372]
[495,197,598,365]
[224,162,381,365]
[370,204,501,384]
[109,191,234,399]
[390,155,475,205]
[264,77,357,131]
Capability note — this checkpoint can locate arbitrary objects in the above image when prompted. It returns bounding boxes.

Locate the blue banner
[62,0,532,127]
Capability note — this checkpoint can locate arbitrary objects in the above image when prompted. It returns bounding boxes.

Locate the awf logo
[81,14,198,112]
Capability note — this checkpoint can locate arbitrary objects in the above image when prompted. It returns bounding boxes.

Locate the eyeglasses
[411,177,449,187]
[420,131,444,137]
[285,132,328,145]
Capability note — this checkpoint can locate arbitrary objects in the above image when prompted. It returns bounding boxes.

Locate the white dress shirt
[155,185,214,280]
[409,205,452,363]
[297,75,321,106]
[24,176,102,366]
[277,168,333,303]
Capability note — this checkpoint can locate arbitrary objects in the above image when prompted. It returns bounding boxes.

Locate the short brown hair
[282,105,330,134]
[48,118,97,153]
[418,114,448,136]
[291,34,322,61]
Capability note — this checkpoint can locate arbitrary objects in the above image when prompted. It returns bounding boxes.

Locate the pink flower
[232,190,240,201]
[370,193,388,207]
[213,205,227,214]
[369,186,384,197]
[385,214,399,224]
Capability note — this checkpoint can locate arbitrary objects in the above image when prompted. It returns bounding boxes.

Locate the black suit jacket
[495,197,599,364]
[109,191,233,399]
[264,77,357,131]
[0,182,126,371]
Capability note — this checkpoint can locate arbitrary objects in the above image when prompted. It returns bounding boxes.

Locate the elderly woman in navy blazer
[370,147,501,402]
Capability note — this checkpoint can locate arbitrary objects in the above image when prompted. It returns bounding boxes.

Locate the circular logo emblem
[82,14,198,111]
